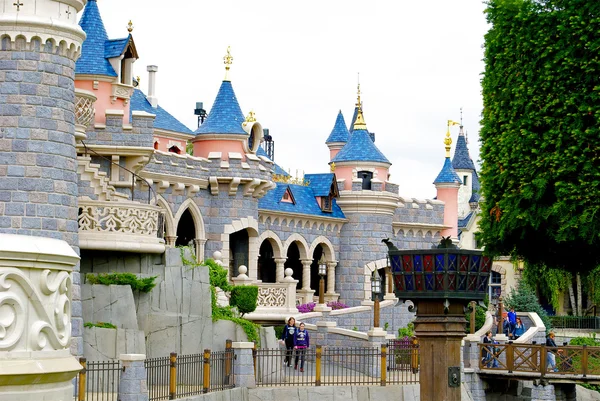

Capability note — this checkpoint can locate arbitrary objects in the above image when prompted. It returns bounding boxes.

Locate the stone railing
[74,88,97,141]
[78,200,165,253]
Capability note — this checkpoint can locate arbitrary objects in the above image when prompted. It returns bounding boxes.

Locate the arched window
[168,145,181,154]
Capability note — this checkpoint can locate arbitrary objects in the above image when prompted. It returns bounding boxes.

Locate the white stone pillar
[301,259,312,290]
[0,234,81,400]
[326,262,336,293]
[193,238,206,263]
[274,258,286,283]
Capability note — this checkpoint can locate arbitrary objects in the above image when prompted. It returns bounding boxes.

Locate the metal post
[319,275,325,305]
[380,344,387,386]
[315,345,322,386]
[411,337,419,374]
[470,301,476,334]
[203,349,210,393]
[225,339,232,385]
[374,298,380,328]
[507,341,514,373]
[583,345,588,377]
[169,352,177,400]
[387,267,393,295]
[78,357,86,401]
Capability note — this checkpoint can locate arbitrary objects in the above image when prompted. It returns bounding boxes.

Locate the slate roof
[469,171,481,203]
[348,106,359,134]
[433,157,462,185]
[195,81,247,135]
[259,183,345,219]
[325,111,350,144]
[76,0,117,77]
[257,146,289,176]
[452,129,477,171]
[331,128,390,164]
[458,211,474,229]
[130,89,192,134]
[304,174,335,196]
[105,37,130,58]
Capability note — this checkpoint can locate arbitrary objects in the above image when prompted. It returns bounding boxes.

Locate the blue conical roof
[325,111,350,144]
[452,128,477,171]
[331,128,390,164]
[195,81,247,135]
[349,105,359,134]
[434,157,462,185]
[76,0,117,77]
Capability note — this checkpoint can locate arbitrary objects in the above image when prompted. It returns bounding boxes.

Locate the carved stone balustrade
[74,88,97,141]
[240,268,299,320]
[78,200,165,253]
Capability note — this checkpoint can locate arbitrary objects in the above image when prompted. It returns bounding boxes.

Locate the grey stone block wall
[118,356,149,401]
[85,113,154,148]
[0,45,82,356]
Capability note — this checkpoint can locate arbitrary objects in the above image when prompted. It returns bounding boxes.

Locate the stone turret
[434,125,462,240]
[0,0,87,399]
[325,110,350,161]
[452,123,480,218]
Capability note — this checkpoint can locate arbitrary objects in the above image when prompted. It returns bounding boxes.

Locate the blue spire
[325,111,350,144]
[348,105,359,134]
[452,127,476,171]
[76,0,117,77]
[434,157,462,185]
[195,81,247,135]
[331,128,389,164]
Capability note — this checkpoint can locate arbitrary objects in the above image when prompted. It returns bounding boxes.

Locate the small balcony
[78,200,165,253]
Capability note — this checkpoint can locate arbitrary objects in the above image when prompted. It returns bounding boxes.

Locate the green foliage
[205,259,232,292]
[503,282,552,332]
[465,303,488,334]
[569,336,600,377]
[384,322,389,331]
[352,327,358,331]
[86,273,157,293]
[274,325,285,340]
[398,323,415,338]
[569,335,600,347]
[479,0,600,273]
[522,262,572,311]
[230,286,258,317]
[84,322,117,329]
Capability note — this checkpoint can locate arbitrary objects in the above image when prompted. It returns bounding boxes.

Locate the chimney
[147,65,158,108]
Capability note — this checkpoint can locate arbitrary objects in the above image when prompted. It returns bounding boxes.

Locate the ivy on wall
[479,0,600,273]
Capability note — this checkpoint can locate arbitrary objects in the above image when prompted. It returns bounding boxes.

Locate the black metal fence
[145,355,171,401]
[550,316,600,330]
[253,342,420,387]
[73,358,121,401]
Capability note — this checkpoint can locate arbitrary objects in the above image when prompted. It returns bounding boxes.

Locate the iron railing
[253,343,420,387]
[479,342,600,376]
[74,358,121,401]
[145,355,171,401]
[550,316,600,330]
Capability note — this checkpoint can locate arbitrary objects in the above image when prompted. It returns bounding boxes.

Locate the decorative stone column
[324,261,339,302]
[193,238,206,263]
[274,257,286,283]
[165,236,177,247]
[0,234,81,400]
[118,354,148,401]
[296,259,314,304]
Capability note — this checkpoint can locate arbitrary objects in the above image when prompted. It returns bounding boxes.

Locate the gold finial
[244,110,256,124]
[445,120,460,157]
[330,162,336,172]
[223,46,233,81]
[127,20,134,33]
[356,73,361,108]
[353,76,367,130]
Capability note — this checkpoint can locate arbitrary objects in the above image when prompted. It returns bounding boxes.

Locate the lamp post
[318,255,327,305]
[386,254,393,296]
[371,271,381,328]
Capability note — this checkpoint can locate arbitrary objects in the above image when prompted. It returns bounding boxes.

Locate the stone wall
[84,112,154,148]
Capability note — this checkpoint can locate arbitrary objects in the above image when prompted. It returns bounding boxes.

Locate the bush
[398,323,415,338]
[230,286,258,316]
[297,301,348,313]
[84,322,116,329]
[274,325,285,340]
[503,282,552,332]
[86,273,157,293]
[465,303,487,334]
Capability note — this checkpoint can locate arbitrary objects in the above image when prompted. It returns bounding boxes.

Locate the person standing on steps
[294,322,310,372]
[507,307,517,339]
[280,317,297,367]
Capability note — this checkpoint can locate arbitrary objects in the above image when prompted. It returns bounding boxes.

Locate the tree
[504,281,552,332]
[478,0,600,273]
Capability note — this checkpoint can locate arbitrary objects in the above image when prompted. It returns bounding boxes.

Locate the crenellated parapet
[140,150,209,198]
[84,109,155,148]
[392,197,447,238]
[204,152,275,198]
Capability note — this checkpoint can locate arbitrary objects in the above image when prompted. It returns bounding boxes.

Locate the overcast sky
[94,0,489,199]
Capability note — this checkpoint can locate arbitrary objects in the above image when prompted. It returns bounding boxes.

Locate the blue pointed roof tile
[452,130,477,171]
[194,81,247,135]
[130,89,192,134]
[76,0,117,77]
[259,183,345,219]
[469,171,481,203]
[105,36,130,58]
[434,157,462,185]
[304,173,335,196]
[331,128,390,164]
[325,111,349,144]
[349,106,359,134]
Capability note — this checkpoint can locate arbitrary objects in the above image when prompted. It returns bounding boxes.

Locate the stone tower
[434,126,463,240]
[0,1,86,399]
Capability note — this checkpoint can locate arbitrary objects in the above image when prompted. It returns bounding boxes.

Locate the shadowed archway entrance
[258,240,276,283]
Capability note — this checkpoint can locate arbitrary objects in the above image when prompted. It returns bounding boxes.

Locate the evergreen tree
[479,0,600,273]
[504,282,552,332]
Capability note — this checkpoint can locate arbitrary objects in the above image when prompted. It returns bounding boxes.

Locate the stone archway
[256,231,284,283]
[308,236,338,300]
[221,216,259,280]
[174,199,206,261]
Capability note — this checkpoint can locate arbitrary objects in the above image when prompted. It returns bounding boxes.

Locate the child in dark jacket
[280,317,297,367]
[293,322,310,372]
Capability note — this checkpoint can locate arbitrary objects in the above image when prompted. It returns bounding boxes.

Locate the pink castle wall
[436,186,459,238]
[153,135,186,153]
[76,80,130,125]
[193,139,246,160]
[334,166,389,191]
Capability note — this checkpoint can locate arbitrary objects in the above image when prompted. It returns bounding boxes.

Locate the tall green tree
[479,0,600,273]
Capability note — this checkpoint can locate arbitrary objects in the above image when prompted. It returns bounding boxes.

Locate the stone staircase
[77,155,128,201]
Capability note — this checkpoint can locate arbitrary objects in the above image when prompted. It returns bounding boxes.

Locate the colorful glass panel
[436,273,444,290]
[459,255,468,272]
[448,273,456,290]
[424,255,433,272]
[403,255,413,272]
[436,254,445,271]
[414,255,423,272]
[448,254,457,271]
[425,273,434,290]
[457,274,466,291]
[470,255,480,272]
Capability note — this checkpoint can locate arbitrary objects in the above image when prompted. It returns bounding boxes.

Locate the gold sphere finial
[127,20,134,33]
[445,120,460,157]
[330,162,336,172]
[223,46,233,81]
[245,110,256,123]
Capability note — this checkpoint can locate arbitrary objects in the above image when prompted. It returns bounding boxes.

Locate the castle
[0,0,499,397]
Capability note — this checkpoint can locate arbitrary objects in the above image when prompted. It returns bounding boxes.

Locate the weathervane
[224,46,233,81]
[127,20,134,33]
[446,120,460,157]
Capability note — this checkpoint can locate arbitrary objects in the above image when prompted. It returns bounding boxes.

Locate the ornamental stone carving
[74,88,97,141]
[257,287,287,307]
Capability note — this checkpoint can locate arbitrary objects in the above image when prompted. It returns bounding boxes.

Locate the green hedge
[84,322,117,329]
[230,286,258,316]
[86,273,157,293]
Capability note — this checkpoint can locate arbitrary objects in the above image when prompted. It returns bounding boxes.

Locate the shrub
[274,325,285,340]
[327,301,348,310]
[86,273,157,293]
[84,322,117,329]
[230,286,258,317]
[398,323,415,338]
[503,281,552,332]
